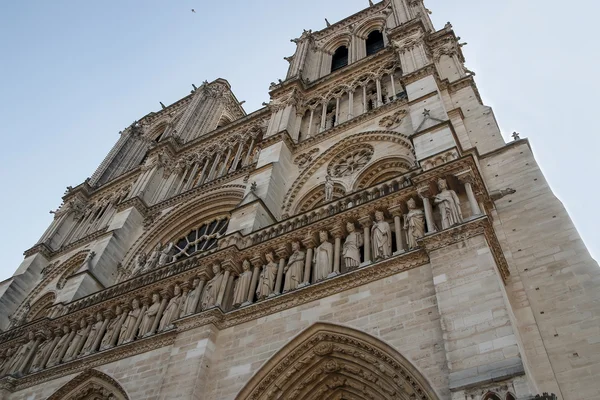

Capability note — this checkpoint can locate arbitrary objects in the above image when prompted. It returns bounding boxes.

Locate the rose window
[171,217,229,260]
[327,145,374,178]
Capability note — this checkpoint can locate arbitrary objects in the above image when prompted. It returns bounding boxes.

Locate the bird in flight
[191,9,196,13]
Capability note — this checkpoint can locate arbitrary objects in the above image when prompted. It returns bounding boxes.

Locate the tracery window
[327,145,374,178]
[171,217,229,260]
[331,46,349,72]
[366,30,384,56]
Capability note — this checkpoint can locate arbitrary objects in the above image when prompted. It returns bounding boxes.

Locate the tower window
[331,46,349,72]
[366,30,384,56]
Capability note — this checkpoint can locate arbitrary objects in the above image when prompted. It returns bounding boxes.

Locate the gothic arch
[235,322,440,400]
[283,131,414,215]
[25,291,56,323]
[294,182,347,215]
[322,34,352,55]
[355,17,387,39]
[121,185,245,273]
[47,369,129,400]
[482,393,502,400]
[353,157,414,190]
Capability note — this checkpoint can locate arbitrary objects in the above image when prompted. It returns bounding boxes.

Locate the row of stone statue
[0,275,220,379]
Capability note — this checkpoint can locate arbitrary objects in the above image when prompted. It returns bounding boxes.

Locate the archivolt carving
[235,322,440,400]
[354,16,387,39]
[25,292,56,323]
[47,369,128,400]
[354,157,414,190]
[295,182,347,215]
[283,131,414,214]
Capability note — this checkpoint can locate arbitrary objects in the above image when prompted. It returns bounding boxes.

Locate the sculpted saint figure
[257,252,278,299]
[233,260,253,307]
[324,175,334,202]
[434,178,463,229]
[81,313,104,355]
[202,264,224,310]
[314,231,334,281]
[0,348,15,376]
[140,293,161,337]
[404,198,425,249]
[131,252,147,276]
[343,222,362,269]
[64,319,87,361]
[159,286,183,331]
[144,243,162,272]
[118,299,142,345]
[100,306,123,350]
[47,325,70,367]
[283,242,306,292]
[183,278,201,316]
[6,331,35,375]
[371,211,392,260]
[30,332,54,372]
[158,243,174,267]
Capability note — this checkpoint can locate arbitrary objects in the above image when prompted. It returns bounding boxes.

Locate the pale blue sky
[0,0,598,281]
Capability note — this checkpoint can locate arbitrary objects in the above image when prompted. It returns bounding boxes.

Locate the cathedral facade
[0,1,598,399]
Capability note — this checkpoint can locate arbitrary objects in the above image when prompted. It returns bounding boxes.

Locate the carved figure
[434,178,463,229]
[257,253,278,299]
[183,278,202,316]
[30,332,54,372]
[283,242,306,292]
[118,299,142,345]
[100,306,123,350]
[0,348,15,376]
[233,260,253,306]
[404,198,425,249]
[131,252,147,276]
[6,331,35,375]
[314,231,334,281]
[324,175,334,202]
[159,286,183,331]
[140,293,161,337]
[343,222,363,269]
[47,325,70,367]
[202,264,224,310]
[371,211,392,260]
[158,243,174,267]
[144,243,162,272]
[81,312,104,355]
[64,319,87,361]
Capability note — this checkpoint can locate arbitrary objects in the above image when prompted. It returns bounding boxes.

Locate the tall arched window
[331,46,349,72]
[366,30,385,56]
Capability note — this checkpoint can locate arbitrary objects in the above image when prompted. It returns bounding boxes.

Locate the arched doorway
[47,369,129,400]
[235,322,440,400]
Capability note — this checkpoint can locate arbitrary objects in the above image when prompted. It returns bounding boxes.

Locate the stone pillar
[335,97,341,126]
[457,172,482,217]
[358,216,372,265]
[418,187,437,234]
[149,292,169,336]
[307,109,315,138]
[389,205,405,254]
[173,166,189,194]
[216,270,231,307]
[109,311,128,348]
[59,329,76,362]
[320,102,327,132]
[229,141,245,173]
[42,333,60,369]
[128,303,147,343]
[17,335,41,375]
[347,90,354,121]
[301,235,316,286]
[91,312,111,353]
[207,151,222,182]
[74,322,92,357]
[274,248,288,295]
[196,158,210,186]
[243,137,256,166]
[191,279,206,314]
[219,146,233,177]
[248,257,262,303]
[183,162,200,191]
[376,78,382,107]
[362,85,367,114]
[390,73,397,100]
[331,225,343,276]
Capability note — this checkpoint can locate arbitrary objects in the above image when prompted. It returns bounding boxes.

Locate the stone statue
[144,243,162,272]
[64,319,87,361]
[183,278,201,316]
[81,312,104,355]
[202,264,224,310]
[157,242,174,267]
[30,332,54,372]
[404,198,425,249]
[257,252,278,299]
[233,260,253,306]
[371,211,392,260]
[131,252,147,276]
[314,231,334,281]
[0,348,15,376]
[118,299,142,345]
[100,306,123,350]
[47,325,70,367]
[343,222,362,269]
[6,331,35,375]
[158,285,183,331]
[324,175,334,202]
[434,178,463,229]
[140,293,161,337]
[283,242,306,292]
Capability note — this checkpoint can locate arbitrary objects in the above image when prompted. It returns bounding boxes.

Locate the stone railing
[0,155,499,388]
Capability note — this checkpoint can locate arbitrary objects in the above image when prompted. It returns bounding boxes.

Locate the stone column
[418,187,437,234]
[229,141,245,173]
[191,279,206,314]
[173,166,189,194]
[247,257,262,303]
[320,102,327,132]
[59,329,76,362]
[149,292,169,336]
[196,158,210,186]
[128,303,147,343]
[358,216,372,265]
[183,162,200,191]
[42,333,61,369]
[347,89,354,120]
[390,73,397,100]
[457,173,482,217]
[74,321,92,357]
[335,97,341,126]
[17,335,41,375]
[218,146,233,177]
[109,310,128,348]
[243,136,256,166]
[376,78,383,107]
[389,205,405,254]
[91,312,111,353]
[362,85,367,114]
[301,235,316,286]
[331,225,343,276]
[207,151,222,182]
[307,109,315,138]
[274,247,288,295]
[216,270,231,307]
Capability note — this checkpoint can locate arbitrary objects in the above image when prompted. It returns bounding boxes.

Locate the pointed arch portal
[236,322,440,400]
[47,369,129,400]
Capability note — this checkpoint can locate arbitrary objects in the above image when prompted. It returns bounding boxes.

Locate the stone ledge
[448,357,525,391]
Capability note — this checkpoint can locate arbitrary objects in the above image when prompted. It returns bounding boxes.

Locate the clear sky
[0,0,598,282]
